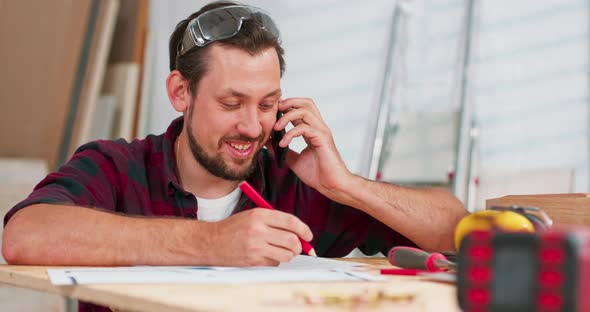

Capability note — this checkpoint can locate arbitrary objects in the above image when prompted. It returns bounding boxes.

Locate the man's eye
[260,103,274,110]
[221,103,240,109]
[261,99,279,110]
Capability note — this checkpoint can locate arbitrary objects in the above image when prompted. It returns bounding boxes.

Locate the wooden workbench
[0,258,459,312]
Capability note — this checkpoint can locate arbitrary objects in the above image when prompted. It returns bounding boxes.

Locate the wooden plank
[67,0,120,159]
[486,193,590,226]
[108,0,148,64]
[135,32,154,139]
[57,0,101,169]
[102,63,140,141]
[130,0,149,139]
[0,0,92,169]
[106,0,149,140]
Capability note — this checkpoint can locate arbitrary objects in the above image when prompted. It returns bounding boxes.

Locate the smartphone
[272,111,287,168]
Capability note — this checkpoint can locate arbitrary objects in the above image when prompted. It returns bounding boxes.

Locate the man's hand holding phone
[273,98,352,198]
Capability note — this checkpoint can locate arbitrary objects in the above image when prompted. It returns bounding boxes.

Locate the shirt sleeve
[358,216,418,256]
[3,142,120,227]
[319,200,417,257]
[299,186,416,257]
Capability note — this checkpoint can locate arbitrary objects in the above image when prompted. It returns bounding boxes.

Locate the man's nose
[236,107,263,139]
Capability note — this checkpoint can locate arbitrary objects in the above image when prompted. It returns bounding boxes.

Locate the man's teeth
[230,143,251,151]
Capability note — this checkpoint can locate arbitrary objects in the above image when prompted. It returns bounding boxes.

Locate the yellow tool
[454,209,534,250]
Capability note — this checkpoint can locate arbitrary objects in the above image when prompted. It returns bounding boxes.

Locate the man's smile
[225,140,255,159]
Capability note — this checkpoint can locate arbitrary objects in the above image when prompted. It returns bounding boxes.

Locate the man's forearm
[2,204,213,266]
[329,175,468,251]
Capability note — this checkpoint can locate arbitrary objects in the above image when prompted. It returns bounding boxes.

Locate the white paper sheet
[47,256,378,285]
[277,255,367,270]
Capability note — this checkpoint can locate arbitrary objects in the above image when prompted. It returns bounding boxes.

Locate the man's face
[186,45,281,181]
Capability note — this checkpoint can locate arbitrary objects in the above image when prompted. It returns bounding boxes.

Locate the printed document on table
[47,256,378,285]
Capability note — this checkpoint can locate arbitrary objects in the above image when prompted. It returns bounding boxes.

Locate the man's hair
[169,1,286,96]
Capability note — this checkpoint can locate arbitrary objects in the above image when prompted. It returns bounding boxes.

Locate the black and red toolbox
[457,227,590,312]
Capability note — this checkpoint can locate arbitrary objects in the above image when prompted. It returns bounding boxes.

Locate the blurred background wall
[0,0,588,310]
[146,0,589,209]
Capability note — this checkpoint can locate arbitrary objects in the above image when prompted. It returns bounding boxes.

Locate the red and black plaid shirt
[5,116,414,312]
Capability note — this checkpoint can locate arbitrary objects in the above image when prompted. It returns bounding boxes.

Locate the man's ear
[166,70,191,113]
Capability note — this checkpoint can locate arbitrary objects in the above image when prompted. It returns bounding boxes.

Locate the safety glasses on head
[178,5,280,56]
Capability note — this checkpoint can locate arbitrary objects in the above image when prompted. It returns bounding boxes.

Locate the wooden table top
[0,258,460,312]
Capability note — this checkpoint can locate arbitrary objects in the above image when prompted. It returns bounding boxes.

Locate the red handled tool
[388,246,456,272]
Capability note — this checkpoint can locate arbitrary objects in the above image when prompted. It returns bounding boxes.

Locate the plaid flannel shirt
[5,116,414,312]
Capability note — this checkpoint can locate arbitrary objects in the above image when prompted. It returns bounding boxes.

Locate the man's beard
[186,109,262,181]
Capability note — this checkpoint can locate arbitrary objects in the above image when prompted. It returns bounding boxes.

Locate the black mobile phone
[272,111,287,168]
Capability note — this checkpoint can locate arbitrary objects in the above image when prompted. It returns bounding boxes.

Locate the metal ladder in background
[363,0,479,211]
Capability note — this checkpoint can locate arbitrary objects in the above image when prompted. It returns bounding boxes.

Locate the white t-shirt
[196,187,242,222]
